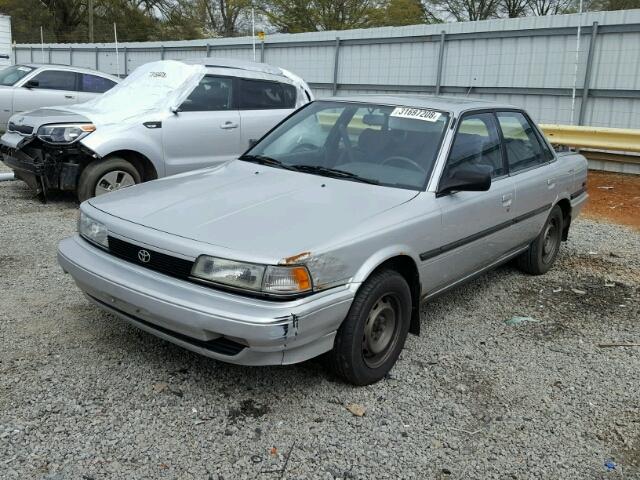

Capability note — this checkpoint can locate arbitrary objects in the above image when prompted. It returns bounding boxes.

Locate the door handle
[501,193,513,208]
[220,121,238,130]
[547,178,556,189]
[64,95,75,99]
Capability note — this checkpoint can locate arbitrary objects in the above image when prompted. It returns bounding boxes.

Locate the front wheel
[516,205,564,275]
[328,269,412,385]
[77,157,142,202]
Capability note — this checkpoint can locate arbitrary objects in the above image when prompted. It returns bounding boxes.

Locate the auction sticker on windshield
[390,107,441,122]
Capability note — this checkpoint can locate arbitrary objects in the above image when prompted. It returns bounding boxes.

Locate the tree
[197,0,252,37]
[258,0,385,32]
[499,0,529,17]
[370,0,440,26]
[526,0,573,15]
[432,0,501,20]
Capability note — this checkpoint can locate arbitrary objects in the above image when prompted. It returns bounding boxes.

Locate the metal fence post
[69,46,73,65]
[435,31,446,95]
[160,45,165,60]
[13,46,17,64]
[95,46,99,69]
[48,47,51,64]
[260,41,265,62]
[29,47,33,62]
[123,46,128,75]
[332,37,341,96]
[578,22,599,126]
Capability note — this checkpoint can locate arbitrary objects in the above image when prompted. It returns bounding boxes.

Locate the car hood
[89,160,418,260]
[10,108,91,130]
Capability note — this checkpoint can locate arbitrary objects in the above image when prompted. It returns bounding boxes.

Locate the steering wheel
[291,143,318,153]
[381,156,427,174]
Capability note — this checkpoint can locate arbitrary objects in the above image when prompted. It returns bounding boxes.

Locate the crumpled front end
[1,129,98,200]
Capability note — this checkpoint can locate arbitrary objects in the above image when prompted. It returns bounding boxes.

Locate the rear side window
[239,79,296,110]
[81,74,117,93]
[180,76,233,112]
[30,70,77,91]
[445,113,505,179]
[496,111,553,173]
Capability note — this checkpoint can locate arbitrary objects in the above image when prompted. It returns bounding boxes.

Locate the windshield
[0,65,35,86]
[242,101,450,190]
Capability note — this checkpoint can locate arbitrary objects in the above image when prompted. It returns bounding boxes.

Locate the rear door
[77,73,118,102]
[495,110,558,246]
[425,111,516,291]
[13,69,79,114]
[238,78,297,150]
[161,75,240,176]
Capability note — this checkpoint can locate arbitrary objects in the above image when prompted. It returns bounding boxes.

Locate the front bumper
[57,235,356,365]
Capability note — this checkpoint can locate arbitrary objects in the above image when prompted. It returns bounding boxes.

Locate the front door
[13,69,79,115]
[162,75,240,176]
[424,112,516,293]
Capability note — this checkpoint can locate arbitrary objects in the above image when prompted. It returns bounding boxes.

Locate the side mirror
[170,106,181,115]
[437,166,491,197]
[24,80,39,89]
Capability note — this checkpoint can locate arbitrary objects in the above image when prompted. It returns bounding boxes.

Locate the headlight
[191,256,312,296]
[37,123,95,144]
[78,212,108,248]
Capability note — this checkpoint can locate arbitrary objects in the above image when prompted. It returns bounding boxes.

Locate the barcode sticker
[390,107,441,122]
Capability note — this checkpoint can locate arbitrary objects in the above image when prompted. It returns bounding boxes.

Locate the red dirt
[583,171,640,230]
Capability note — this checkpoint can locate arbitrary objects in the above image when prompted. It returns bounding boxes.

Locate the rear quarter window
[81,74,117,93]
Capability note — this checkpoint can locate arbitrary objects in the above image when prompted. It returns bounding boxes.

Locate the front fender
[80,125,165,177]
[351,244,421,285]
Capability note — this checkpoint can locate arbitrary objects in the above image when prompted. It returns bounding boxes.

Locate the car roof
[19,63,120,80]
[183,57,289,80]
[321,94,520,115]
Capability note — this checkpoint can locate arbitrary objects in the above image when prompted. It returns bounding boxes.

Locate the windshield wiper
[238,154,296,170]
[290,165,379,185]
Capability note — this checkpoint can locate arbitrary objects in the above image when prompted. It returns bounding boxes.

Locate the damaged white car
[0,58,312,201]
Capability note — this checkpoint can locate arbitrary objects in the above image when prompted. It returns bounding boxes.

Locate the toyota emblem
[137,249,151,263]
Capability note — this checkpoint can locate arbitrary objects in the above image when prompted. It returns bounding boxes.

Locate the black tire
[77,157,142,202]
[328,269,412,385]
[516,205,564,275]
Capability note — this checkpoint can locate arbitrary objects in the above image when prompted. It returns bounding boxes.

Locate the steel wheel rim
[94,170,136,196]
[362,294,400,369]
[542,217,559,263]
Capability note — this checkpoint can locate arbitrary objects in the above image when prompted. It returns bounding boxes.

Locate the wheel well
[556,198,571,241]
[105,150,158,182]
[369,255,421,336]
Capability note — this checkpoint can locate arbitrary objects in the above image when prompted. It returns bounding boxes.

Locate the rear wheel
[328,269,412,385]
[516,205,564,275]
[77,157,141,202]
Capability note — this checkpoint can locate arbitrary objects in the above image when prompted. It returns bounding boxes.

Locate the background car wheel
[77,157,142,202]
[328,269,412,385]
[516,205,564,275]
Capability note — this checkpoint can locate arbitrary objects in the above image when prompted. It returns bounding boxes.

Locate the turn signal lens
[263,265,312,293]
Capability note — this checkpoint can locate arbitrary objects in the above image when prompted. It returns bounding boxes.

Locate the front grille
[107,236,194,279]
[8,122,34,135]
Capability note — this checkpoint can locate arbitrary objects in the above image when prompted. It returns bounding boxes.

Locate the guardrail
[539,124,640,153]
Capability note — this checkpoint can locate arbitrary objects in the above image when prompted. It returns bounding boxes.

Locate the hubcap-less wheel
[542,217,560,264]
[94,170,136,196]
[362,294,400,369]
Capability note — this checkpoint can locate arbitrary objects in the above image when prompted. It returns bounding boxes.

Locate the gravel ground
[1,175,639,480]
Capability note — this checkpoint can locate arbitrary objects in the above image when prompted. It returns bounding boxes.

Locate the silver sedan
[57,96,588,385]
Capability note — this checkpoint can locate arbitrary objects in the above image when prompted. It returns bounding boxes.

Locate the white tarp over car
[55,60,207,127]
[53,58,313,129]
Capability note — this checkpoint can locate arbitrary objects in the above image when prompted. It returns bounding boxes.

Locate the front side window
[180,76,233,112]
[239,79,296,110]
[242,101,450,190]
[30,70,77,91]
[443,113,505,180]
[81,74,117,93]
[496,111,552,173]
[0,65,34,86]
